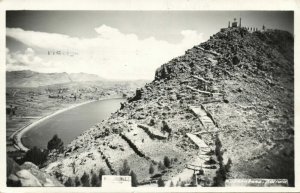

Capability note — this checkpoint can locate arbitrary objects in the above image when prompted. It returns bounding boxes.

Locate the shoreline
[11,96,124,152]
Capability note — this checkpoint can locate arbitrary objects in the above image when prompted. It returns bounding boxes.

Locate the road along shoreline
[11,100,98,152]
[11,97,125,152]
[10,96,124,152]
[12,96,125,152]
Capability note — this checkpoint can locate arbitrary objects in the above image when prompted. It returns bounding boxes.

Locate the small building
[232,18,238,27]
[228,17,242,28]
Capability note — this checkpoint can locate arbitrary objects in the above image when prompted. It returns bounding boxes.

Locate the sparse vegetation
[81,172,90,187]
[47,134,64,152]
[190,174,197,187]
[149,119,155,126]
[64,177,74,187]
[22,146,48,166]
[225,158,232,173]
[75,176,81,187]
[91,172,100,187]
[130,171,138,187]
[158,161,166,171]
[163,156,171,168]
[170,181,174,187]
[98,168,106,187]
[213,134,231,187]
[161,120,171,133]
[149,164,154,174]
[180,181,185,187]
[157,177,165,187]
[119,159,131,176]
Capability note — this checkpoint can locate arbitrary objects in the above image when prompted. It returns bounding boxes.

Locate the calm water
[22,98,125,149]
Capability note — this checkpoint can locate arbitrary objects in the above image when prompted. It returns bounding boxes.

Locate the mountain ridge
[6,70,105,88]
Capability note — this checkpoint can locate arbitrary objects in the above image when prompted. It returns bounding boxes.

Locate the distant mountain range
[6,70,105,87]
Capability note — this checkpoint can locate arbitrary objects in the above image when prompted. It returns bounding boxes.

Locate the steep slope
[45,28,294,186]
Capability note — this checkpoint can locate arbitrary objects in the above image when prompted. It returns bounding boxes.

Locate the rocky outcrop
[7,158,63,187]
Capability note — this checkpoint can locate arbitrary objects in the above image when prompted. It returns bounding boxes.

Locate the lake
[22,98,126,149]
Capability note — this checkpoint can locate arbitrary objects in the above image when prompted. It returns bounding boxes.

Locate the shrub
[225,158,232,173]
[91,173,100,187]
[213,135,231,187]
[158,161,165,171]
[98,168,106,186]
[161,121,171,133]
[163,156,171,168]
[130,171,138,187]
[64,177,74,187]
[75,176,81,187]
[119,160,131,176]
[180,181,185,187]
[47,134,64,152]
[23,146,48,166]
[190,174,197,187]
[215,134,223,163]
[149,119,155,126]
[232,55,240,65]
[149,164,154,174]
[157,177,165,187]
[198,168,204,175]
[170,181,174,187]
[54,171,63,182]
[213,166,226,187]
[81,172,90,187]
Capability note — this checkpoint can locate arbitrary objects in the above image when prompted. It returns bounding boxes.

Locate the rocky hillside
[45,28,294,186]
[6,70,104,87]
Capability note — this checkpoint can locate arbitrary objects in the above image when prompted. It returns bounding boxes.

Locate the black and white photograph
[1,1,298,191]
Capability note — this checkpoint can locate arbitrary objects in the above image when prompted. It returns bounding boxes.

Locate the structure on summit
[231,18,238,28]
[226,17,267,32]
[228,17,242,28]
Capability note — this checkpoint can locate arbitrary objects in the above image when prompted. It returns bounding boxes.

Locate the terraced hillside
[45,27,294,186]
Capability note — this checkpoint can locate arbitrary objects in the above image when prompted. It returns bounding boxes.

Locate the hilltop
[44,28,294,186]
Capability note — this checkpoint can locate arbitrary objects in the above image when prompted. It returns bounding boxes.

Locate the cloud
[6,26,205,80]
[6,48,58,72]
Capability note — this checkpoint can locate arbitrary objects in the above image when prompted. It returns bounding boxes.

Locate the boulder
[7,174,21,187]
[16,169,42,187]
[22,162,39,170]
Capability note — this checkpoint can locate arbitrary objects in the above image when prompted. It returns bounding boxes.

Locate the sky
[6,11,294,80]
